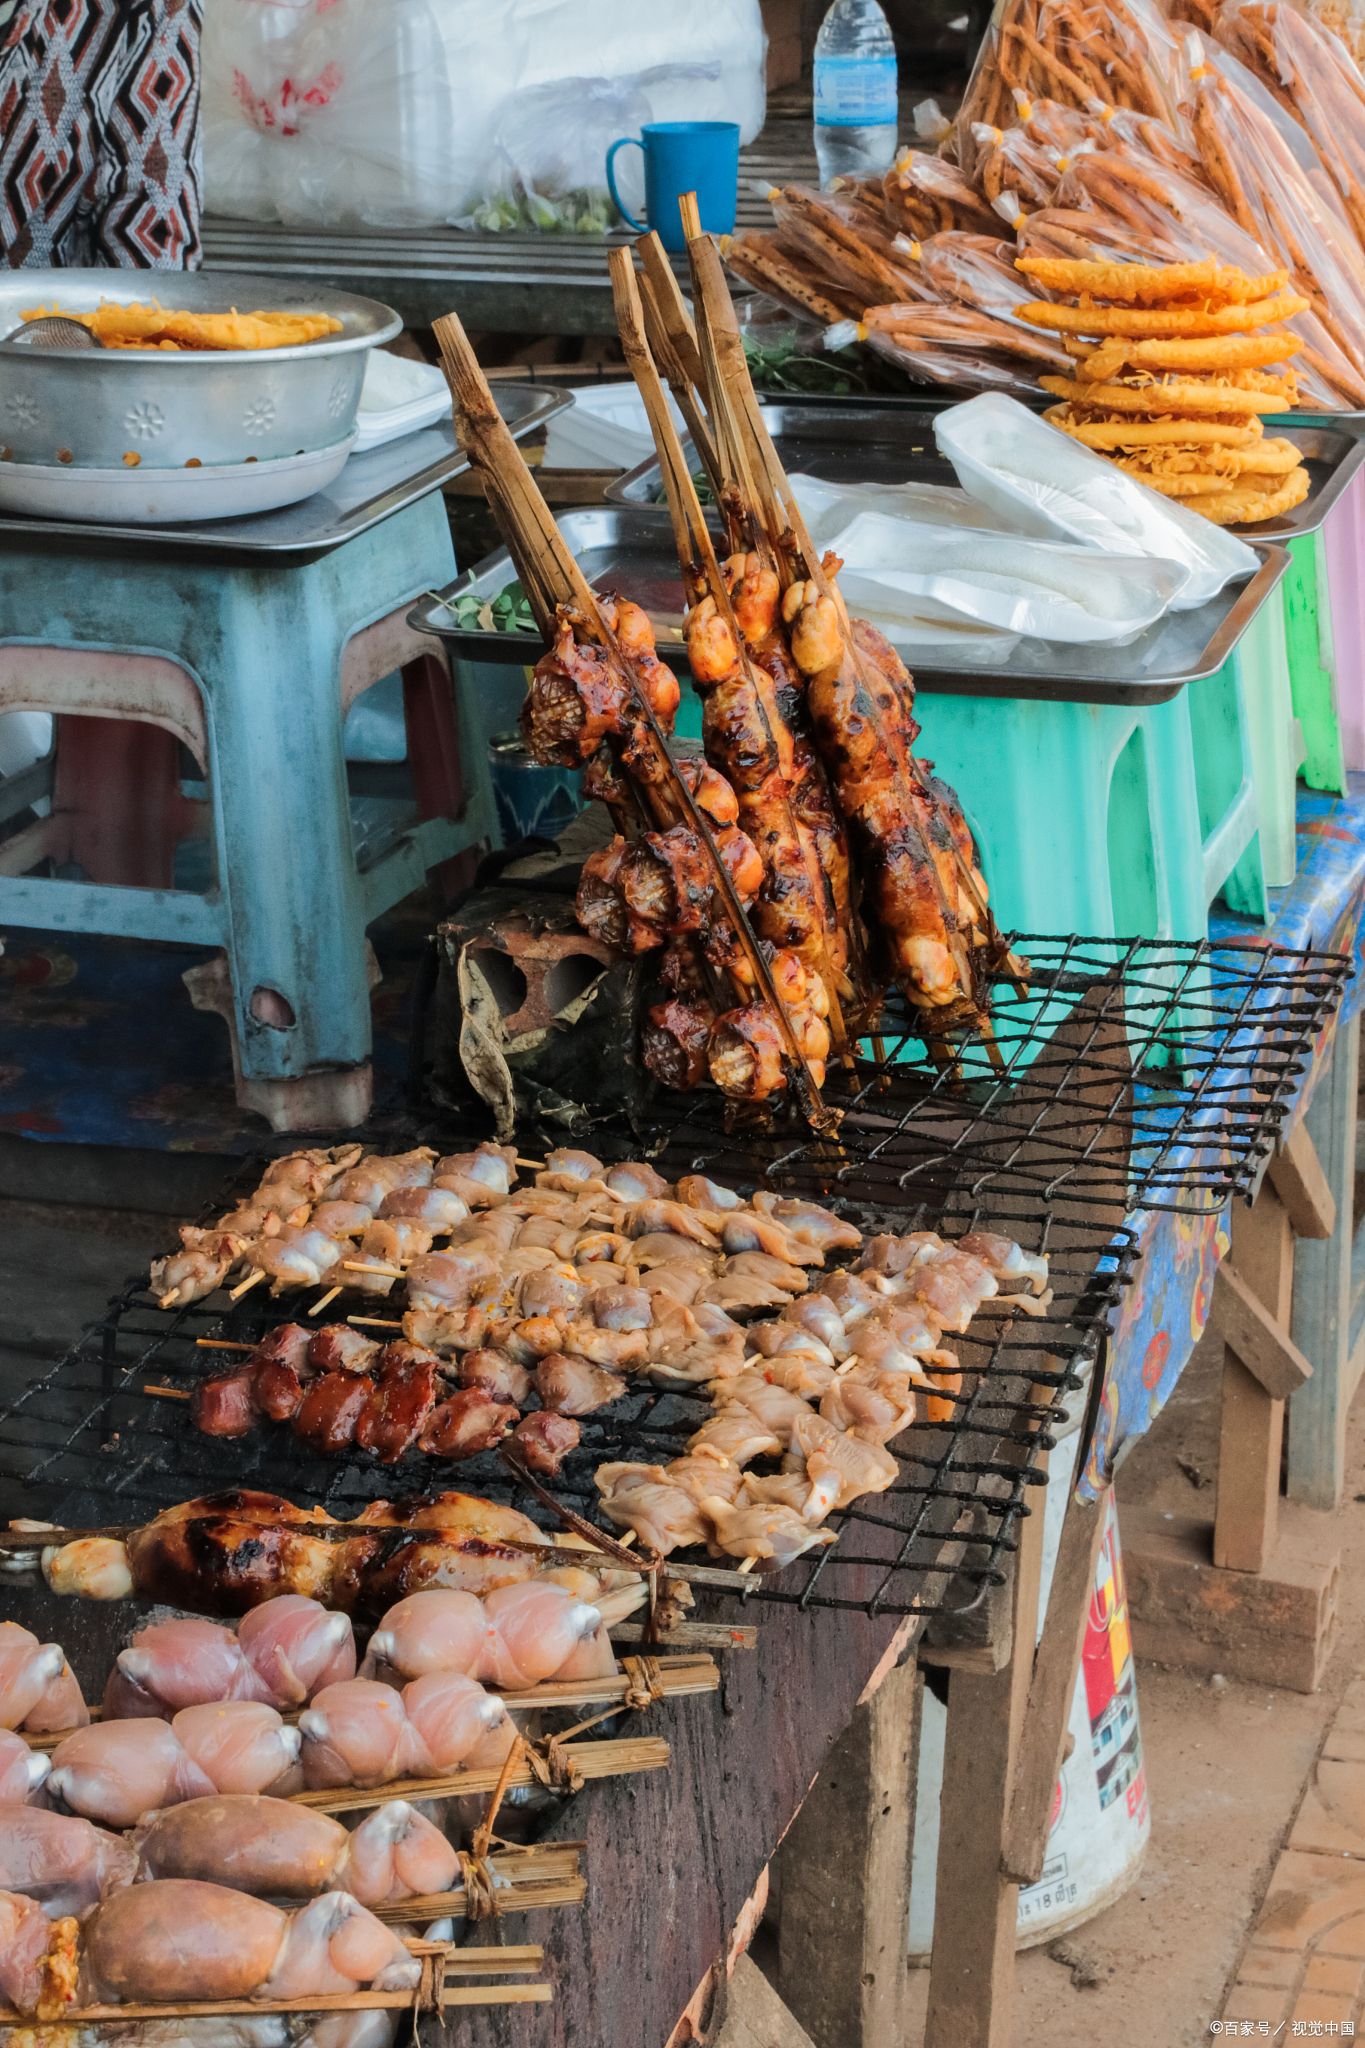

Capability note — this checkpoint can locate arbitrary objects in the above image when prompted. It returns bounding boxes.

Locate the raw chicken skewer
[104,1598,355,1719]
[0,1621,88,1733]
[0,1802,136,1916]
[83,1880,421,2005]
[133,1794,458,1908]
[299,1672,516,1790]
[47,1704,303,1827]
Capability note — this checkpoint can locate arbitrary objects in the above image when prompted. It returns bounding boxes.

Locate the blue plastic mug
[605,121,740,252]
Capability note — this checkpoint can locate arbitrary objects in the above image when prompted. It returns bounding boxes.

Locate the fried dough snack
[1032,256,1310,521]
[1045,404,1266,446]
[1015,255,1286,301]
[24,303,344,350]
[1016,290,1310,336]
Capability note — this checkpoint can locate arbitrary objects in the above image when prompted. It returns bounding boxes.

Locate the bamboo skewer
[437,296,835,1131]
[298,1734,672,1813]
[310,1286,343,1317]
[682,197,1026,1027]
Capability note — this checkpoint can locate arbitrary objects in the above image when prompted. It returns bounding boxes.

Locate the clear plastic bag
[883,148,1001,239]
[1042,114,1365,405]
[1213,0,1365,258]
[766,183,930,305]
[202,0,766,230]
[911,230,1059,325]
[935,393,1260,607]
[1182,34,1365,401]
[861,304,1070,394]
[457,73,655,232]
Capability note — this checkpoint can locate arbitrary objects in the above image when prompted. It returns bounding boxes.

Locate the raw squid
[48,1706,301,1829]
[0,1728,51,1803]
[299,1673,513,1790]
[365,1582,602,1691]
[0,1803,137,1918]
[0,1622,87,1734]
[85,1881,420,2003]
[133,1795,457,1908]
[104,1601,355,1719]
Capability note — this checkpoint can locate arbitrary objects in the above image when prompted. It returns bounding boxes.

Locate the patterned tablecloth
[1078,776,1365,1500]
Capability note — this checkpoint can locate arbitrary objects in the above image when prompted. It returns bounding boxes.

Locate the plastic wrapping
[724,232,868,325]
[972,120,1078,209]
[913,231,1059,326]
[883,148,1001,238]
[935,393,1261,607]
[1182,37,1365,401]
[456,73,656,232]
[202,0,766,230]
[1041,125,1365,405]
[862,301,1071,393]
[1213,0,1365,256]
[804,505,1189,643]
[953,0,1187,176]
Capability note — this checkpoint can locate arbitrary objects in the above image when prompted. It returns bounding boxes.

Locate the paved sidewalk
[1223,1677,1365,2036]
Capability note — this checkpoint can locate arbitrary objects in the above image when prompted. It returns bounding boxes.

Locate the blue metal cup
[487,731,582,847]
[605,121,740,253]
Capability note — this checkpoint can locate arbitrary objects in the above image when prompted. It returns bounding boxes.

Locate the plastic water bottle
[813,0,899,189]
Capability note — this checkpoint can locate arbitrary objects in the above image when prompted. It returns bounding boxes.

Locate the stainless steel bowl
[0,271,402,469]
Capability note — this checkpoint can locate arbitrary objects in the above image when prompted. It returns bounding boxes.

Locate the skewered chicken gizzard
[142,1146,1049,1574]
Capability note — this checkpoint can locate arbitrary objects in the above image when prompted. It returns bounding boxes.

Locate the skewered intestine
[0,1804,136,1917]
[700,1496,837,1570]
[298,1673,514,1789]
[104,1601,354,1719]
[48,1707,301,1827]
[0,1623,87,1734]
[132,1795,457,1909]
[84,1881,420,2004]
[511,1410,580,1475]
[534,1354,629,1416]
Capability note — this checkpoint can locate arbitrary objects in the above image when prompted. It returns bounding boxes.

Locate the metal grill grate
[0,934,1343,1619]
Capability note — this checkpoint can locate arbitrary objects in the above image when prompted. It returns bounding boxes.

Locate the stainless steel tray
[606,401,1365,541]
[408,505,1291,707]
[0,385,569,564]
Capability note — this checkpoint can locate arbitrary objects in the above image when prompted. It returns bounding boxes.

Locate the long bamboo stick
[611,247,854,1080]
[298,1733,672,1814]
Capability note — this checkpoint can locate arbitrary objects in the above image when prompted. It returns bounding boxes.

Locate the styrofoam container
[542,383,681,472]
[354,352,450,452]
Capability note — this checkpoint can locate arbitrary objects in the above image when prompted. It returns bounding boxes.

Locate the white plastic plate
[0,433,357,524]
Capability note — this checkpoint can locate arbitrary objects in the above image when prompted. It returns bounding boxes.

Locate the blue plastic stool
[915,676,1264,942]
[0,494,495,1130]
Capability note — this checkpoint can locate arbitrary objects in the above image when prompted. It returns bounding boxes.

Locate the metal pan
[407,506,1291,707]
[0,271,401,470]
[606,400,1365,541]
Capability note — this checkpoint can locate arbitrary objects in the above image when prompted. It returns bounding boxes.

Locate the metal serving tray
[606,401,1365,541]
[408,505,1290,707]
[0,385,568,565]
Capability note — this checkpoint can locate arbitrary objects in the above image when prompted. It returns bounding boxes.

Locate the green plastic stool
[914,681,1262,941]
[1282,530,1347,798]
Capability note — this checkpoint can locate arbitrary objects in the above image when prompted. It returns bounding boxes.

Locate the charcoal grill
[0,934,1346,1623]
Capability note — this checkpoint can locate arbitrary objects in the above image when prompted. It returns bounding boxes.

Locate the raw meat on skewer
[0,1889,58,2016]
[0,1804,136,1917]
[84,1881,420,2004]
[132,1794,457,1908]
[298,1672,515,1789]
[0,1623,87,1733]
[363,1581,603,1690]
[0,1729,50,1802]
[104,1600,355,1719]
[48,1706,301,1827]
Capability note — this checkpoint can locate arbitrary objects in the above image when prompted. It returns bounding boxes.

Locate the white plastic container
[909,1391,1149,1956]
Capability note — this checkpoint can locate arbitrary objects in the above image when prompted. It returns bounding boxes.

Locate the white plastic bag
[201,0,767,230]
[815,509,1187,647]
[934,395,1260,611]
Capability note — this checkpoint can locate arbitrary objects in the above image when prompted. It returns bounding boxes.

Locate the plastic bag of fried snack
[883,148,1001,240]
[723,232,867,326]
[1212,1,1365,260]
[911,232,1062,329]
[935,392,1261,603]
[766,183,929,306]
[1045,136,1365,405]
[860,303,1071,393]
[951,0,1185,173]
[1183,43,1365,401]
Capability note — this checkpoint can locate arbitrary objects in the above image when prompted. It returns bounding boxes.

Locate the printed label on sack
[814,54,898,126]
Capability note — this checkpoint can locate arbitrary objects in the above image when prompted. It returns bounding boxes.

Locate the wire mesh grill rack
[0,932,1341,1620]
[614,934,1349,1218]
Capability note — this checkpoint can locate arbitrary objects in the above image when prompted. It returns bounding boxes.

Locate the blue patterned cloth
[1078,776,1365,1500]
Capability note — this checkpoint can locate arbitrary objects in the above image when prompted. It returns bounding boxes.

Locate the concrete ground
[905,1327,1365,2047]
